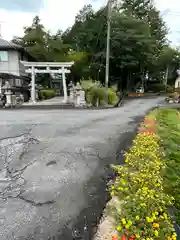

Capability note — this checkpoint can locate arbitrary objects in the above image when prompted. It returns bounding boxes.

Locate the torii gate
[21,61,74,103]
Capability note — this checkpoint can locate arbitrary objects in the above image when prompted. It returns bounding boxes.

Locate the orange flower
[120,235,127,240]
[129,235,136,240]
[153,223,159,229]
[112,236,118,240]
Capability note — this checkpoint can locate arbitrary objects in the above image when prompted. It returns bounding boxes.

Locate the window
[0,51,8,61]
[15,79,21,86]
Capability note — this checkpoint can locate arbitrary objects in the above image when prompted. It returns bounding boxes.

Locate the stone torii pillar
[62,67,68,103]
[31,66,36,103]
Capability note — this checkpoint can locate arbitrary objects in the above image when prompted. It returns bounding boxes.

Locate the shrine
[21,61,74,103]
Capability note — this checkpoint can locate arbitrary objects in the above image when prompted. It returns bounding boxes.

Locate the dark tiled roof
[0,38,23,50]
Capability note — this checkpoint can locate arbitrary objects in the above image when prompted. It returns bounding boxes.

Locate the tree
[121,0,168,51]
[63,3,159,89]
[12,3,173,91]
[150,46,180,84]
[12,16,72,62]
[112,14,156,89]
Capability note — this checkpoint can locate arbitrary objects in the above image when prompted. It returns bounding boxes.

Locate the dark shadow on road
[54,115,145,240]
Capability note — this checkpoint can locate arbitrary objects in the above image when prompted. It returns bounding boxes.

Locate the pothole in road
[46,160,57,166]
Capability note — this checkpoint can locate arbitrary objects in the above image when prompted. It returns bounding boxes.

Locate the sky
[0,0,179,46]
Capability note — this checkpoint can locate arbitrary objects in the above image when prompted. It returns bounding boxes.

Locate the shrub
[87,86,105,106]
[86,87,118,106]
[39,89,56,100]
[81,79,102,90]
[108,88,118,105]
[146,83,165,93]
[166,85,174,93]
[109,115,175,239]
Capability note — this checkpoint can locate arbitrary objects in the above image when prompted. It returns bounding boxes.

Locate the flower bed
[109,114,176,240]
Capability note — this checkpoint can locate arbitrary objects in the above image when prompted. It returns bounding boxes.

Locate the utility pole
[105,0,112,104]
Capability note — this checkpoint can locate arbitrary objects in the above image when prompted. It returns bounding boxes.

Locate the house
[0,38,33,101]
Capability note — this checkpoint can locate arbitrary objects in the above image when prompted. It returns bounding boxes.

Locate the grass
[154,108,180,225]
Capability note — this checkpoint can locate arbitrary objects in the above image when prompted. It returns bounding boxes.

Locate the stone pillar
[31,66,36,103]
[62,67,68,103]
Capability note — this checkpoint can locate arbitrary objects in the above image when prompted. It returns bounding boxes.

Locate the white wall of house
[0,50,20,75]
[0,50,29,87]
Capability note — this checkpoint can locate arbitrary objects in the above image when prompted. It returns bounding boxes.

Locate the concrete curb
[0,104,117,110]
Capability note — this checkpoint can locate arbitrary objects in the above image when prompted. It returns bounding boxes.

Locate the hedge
[86,86,118,106]
[146,84,173,93]
[39,89,56,100]
[109,114,176,240]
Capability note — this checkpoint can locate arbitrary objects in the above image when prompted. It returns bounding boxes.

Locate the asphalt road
[0,97,164,240]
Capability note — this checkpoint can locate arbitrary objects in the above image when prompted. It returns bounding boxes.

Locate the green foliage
[146,83,173,93]
[87,86,105,106]
[108,88,118,104]
[11,2,180,90]
[39,89,56,100]
[155,108,180,225]
[80,79,101,91]
[81,80,117,105]
[146,83,165,92]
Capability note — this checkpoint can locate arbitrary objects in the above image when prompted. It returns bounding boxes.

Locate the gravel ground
[0,97,164,240]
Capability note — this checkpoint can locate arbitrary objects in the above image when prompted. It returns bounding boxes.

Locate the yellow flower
[127,220,132,226]
[172,232,177,240]
[135,216,140,220]
[116,225,122,231]
[154,230,159,237]
[121,218,126,225]
[135,233,140,239]
[125,224,130,229]
[146,217,153,223]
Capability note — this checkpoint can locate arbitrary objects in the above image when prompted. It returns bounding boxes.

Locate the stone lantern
[74,82,86,107]
[1,80,12,107]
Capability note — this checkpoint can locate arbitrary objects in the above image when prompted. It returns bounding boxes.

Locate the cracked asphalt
[0,97,164,240]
